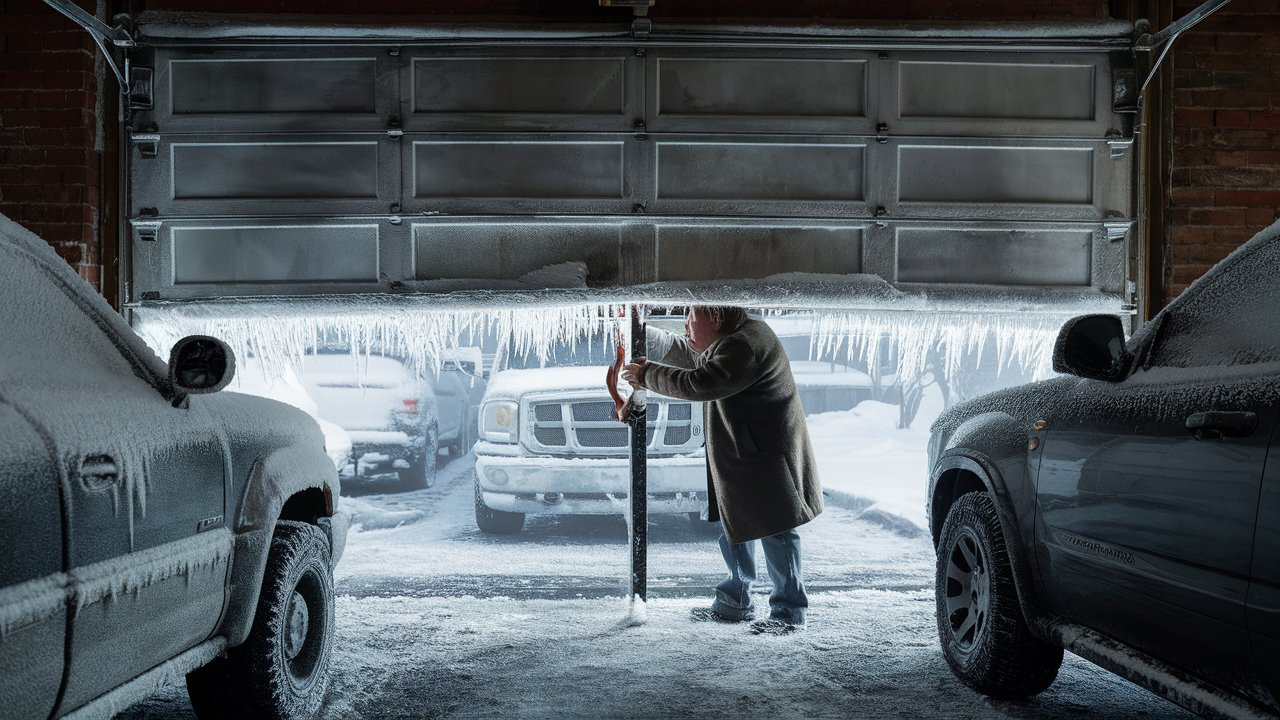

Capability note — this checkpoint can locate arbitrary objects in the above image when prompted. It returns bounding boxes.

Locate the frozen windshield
[500,334,616,370]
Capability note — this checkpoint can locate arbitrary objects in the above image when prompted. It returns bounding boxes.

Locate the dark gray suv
[927,224,1279,718]
[0,216,347,718]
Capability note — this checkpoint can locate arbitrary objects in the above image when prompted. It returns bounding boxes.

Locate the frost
[0,574,69,638]
[72,529,233,608]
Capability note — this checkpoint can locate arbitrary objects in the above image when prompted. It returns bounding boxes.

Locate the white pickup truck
[472,331,708,534]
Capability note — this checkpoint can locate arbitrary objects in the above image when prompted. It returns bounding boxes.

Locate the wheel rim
[944,528,990,655]
[282,567,328,690]
[285,590,309,660]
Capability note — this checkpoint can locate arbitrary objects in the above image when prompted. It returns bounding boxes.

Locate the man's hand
[622,356,648,389]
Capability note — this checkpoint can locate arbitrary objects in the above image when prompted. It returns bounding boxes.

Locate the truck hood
[203,391,326,454]
[484,366,616,401]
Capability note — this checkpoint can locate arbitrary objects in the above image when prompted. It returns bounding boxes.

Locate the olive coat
[644,317,823,544]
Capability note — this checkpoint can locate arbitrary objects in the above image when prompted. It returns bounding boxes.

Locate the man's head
[685,306,746,353]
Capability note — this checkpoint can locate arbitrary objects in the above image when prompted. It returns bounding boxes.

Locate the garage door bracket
[42,1,135,96]
[1135,0,1232,96]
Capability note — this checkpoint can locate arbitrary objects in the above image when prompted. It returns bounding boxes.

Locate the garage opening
[107,16,1195,718]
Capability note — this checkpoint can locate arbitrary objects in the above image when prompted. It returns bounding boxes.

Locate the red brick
[1251,111,1280,128]
[1188,207,1248,225]
[1248,149,1280,164]
[1171,264,1215,284]
[1214,33,1256,53]
[1172,225,1215,244]
[1214,109,1251,127]
[1174,108,1214,128]
[1246,207,1279,225]
[77,265,99,286]
[1171,244,1237,263]
[1215,226,1258,243]
[1,108,39,126]
[1216,189,1280,205]
[1171,188,1215,205]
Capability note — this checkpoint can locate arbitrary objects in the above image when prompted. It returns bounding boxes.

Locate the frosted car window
[0,250,134,382]
[1147,235,1280,369]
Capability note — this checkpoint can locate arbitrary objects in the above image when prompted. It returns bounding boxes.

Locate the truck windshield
[500,334,616,370]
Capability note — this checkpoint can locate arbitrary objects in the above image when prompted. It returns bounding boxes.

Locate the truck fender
[930,412,1053,640]
[222,447,337,647]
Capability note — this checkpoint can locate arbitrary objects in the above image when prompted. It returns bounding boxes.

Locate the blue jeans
[710,528,807,624]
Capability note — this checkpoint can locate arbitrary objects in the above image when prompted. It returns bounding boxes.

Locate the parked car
[926,224,1279,717]
[473,327,708,534]
[300,351,483,490]
[0,215,346,718]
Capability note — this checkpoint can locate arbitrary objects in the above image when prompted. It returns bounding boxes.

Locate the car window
[0,247,136,383]
[1146,237,1280,369]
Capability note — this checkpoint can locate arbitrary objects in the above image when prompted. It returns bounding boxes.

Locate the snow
[0,574,67,639]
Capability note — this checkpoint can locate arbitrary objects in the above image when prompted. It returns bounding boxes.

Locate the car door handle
[1185,411,1257,440]
[77,454,119,490]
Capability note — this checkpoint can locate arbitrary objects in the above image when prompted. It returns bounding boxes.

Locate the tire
[187,522,335,719]
[936,491,1062,698]
[474,472,524,534]
[401,423,438,490]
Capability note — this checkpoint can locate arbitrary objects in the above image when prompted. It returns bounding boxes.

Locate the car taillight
[402,399,419,414]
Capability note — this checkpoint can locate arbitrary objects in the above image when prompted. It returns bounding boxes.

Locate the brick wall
[1167,0,1280,304]
[0,0,103,288]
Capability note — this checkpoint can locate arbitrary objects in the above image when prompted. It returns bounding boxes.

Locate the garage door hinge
[1105,130,1132,159]
[131,132,160,158]
[632,17,652,38]
[132,221,161,242]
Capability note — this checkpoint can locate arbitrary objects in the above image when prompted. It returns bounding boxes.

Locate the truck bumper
[475,453,707,515]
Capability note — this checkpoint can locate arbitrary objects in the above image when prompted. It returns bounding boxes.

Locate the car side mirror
[169,335,236,395]
[1052,315,1131,382]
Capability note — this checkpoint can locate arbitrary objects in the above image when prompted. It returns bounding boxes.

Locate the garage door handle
[78,454,119,490]
[1185,411,1257,440]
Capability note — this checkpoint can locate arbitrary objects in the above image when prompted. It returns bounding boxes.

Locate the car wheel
[474,472,524,534]
[401,423,438,490]
[186,521,334,720]
[936,491,1062,698]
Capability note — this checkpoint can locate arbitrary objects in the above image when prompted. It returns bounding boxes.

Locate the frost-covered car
[0,216,346,718]
[301,352,481,490]
[473,332,707,534]
[926,223,1280,718]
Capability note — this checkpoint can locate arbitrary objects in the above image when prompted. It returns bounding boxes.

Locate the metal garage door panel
[129,218,410,300]
[407,52,639,131]
[132,135,399,216]
[891,139,1129,221]
[171,224,381,284]
[892,51,1115,138]
[899,145,1093,204]
[896,227,1092,286]
[649,52,873,134]
[656,224,863,281]
[406,137,641,214]
[143,47,397,133]
[414,221,626,285]
[654,138,866,216]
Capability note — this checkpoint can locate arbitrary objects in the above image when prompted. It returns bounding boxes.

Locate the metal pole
[627,305,647,601]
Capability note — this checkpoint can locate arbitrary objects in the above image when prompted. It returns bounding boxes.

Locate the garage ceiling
[125,21,1136,310]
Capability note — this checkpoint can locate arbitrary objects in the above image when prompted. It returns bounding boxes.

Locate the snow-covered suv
[926,222,1280,718]
[473,331,707,534]
[0,216,346,718]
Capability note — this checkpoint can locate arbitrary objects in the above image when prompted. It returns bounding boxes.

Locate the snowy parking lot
[119,408,1193,720]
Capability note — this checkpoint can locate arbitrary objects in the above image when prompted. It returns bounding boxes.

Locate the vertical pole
[628,305,647,601]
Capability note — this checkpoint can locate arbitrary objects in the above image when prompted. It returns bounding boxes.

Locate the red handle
[606,323,626,421]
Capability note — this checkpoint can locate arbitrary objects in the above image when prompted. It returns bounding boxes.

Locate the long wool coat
[644,317,823,544]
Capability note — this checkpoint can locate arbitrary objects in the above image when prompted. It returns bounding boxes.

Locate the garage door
[126,21,1135,310]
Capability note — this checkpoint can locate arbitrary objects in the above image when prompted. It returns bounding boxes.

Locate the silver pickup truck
[472,330,707,534]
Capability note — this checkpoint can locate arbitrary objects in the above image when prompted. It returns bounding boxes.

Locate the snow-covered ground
[121,422,1191,719]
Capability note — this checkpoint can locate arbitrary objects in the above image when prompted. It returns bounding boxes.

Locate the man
[623,306,823,633]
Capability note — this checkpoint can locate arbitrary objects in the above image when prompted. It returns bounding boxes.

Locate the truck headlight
[481,401,519,443]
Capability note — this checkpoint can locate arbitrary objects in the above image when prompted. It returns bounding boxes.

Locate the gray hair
[696,305,748,332]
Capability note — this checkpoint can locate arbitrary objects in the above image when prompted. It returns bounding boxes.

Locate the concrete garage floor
[121,457,1194,720]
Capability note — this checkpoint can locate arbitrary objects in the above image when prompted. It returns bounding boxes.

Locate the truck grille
[526,397,701,456]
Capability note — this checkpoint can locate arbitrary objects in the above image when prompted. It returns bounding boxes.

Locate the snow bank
[342,496,426,531]
[804,387,945,535]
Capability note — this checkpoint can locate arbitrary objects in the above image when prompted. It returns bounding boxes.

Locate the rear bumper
[475,453,706,515]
